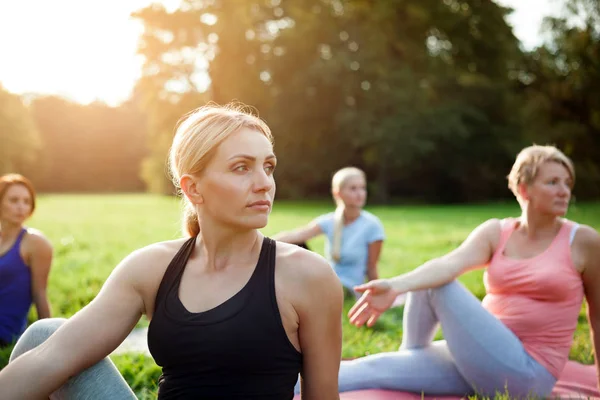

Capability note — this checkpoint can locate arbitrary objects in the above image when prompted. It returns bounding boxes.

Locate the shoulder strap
[153,236,197,313]
[493,218,517,257]
[251,236,274,287]
[15,228,27,244]
[567,221,580,246]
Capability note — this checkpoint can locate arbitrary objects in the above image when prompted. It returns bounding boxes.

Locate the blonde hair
[507,144,575,199]
[331,167,366,262]
[168,102,273,237]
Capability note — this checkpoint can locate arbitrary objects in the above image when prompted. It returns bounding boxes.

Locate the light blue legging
[9,318,137,399]
[297,280,557,398]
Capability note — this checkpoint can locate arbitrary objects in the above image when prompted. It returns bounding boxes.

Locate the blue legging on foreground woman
[296,280,556,398]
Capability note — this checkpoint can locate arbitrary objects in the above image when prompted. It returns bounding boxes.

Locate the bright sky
[0,0,566,106]
[496,0,566,48]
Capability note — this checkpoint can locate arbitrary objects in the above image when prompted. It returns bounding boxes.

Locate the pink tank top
[482,218,584,378]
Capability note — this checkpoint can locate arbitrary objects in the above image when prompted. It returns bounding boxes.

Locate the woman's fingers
[349,302,370,326]
[348,285,389,327]
[353,283,371,293]
[348,291,370,317]
[366,312,380,327]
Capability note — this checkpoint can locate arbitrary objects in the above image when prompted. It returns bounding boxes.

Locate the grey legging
[9,318,136,399]
[296,280,557,398]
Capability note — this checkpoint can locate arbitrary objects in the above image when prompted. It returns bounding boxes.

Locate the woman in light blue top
[274,167,385,296]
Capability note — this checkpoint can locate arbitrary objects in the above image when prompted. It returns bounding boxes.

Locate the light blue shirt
[315,210,385,290]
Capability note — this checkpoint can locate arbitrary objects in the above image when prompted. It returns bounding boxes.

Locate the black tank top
[147,236,302,399]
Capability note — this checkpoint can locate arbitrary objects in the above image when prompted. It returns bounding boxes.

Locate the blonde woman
[334,145,600,398]
[274,167,385,298]
[0,104,343,400]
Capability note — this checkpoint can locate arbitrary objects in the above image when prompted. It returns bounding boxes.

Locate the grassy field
[1,194,599,399]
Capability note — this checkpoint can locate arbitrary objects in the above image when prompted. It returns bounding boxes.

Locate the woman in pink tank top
[330,145,600,398]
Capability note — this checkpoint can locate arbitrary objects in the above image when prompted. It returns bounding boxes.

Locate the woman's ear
[331,187,340,199]
[180,174,204,205]
[517,182,529,202]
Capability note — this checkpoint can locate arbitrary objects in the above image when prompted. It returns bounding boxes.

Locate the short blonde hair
[169,102,273,237]
[331,167,366,262]
[507,145,575,198]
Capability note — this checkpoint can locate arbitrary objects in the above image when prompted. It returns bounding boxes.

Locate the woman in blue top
[275,167,385,297]
[0,174,53,347]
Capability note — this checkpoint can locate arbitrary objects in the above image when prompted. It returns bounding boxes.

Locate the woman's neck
[195,221,263,272]
[343,207,361,224]
[0,221,23,242]
[518,208,562,239]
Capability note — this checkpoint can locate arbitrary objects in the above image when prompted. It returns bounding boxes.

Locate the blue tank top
[0,229,32,343]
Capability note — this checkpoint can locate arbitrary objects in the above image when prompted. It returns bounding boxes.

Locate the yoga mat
[293,361,599,399]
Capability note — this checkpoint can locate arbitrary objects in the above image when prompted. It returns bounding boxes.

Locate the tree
[134,0,585,203]
[519,0,600,198]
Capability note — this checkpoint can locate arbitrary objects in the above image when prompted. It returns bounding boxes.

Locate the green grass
[2,194,599,399]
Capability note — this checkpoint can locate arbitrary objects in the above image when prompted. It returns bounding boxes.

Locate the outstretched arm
[349,219,501,327]
[273,221,323,244]
[0,249,149,399]
[386,218,500,293]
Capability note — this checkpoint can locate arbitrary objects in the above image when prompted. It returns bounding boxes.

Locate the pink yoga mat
[293,361,599,399]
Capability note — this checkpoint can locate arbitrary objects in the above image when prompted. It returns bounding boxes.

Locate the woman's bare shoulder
[122,237,190,273]
[571,224,600,273]
[110,238,191,289]
[275,241,342,301]
[22,227,52,250]
[275,241,331,274]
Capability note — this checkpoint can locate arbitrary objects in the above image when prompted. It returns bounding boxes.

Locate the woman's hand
[348,279,400,327]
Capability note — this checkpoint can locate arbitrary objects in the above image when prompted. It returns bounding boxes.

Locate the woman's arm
[292,251,343,400]
[578,226,600,388]
[0,248,152,399]
[366,240,383,281]
[25,232,53,319]
[273,222,323,244]
[349,219,501,328]
[387,218,500,293]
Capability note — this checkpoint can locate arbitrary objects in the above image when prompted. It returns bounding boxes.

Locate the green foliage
[128,0,600,202]
[131,0,537,203]
[519,0,600,199]
[2,0,598,202]
[111,354,161,399]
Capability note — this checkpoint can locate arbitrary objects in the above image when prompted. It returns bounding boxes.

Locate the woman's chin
[240,216,269,230]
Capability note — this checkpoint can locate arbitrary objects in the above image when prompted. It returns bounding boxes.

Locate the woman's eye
[265,164,275,173]
[235,165,248,172]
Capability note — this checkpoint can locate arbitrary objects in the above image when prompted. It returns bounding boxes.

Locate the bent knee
[26,318,67,339]
[10,318,67,362]
[427,280,461,296]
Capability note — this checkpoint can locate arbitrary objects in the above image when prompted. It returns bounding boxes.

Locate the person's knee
[25,318,67,341]
[427,280,460,298]
[407,288,428,300]
[10,318,67,362]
